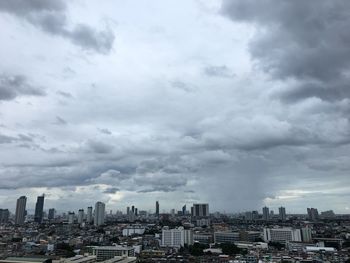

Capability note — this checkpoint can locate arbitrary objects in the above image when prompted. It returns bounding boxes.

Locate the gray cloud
[54,116,67,125]
[0,0,115,54]
[103,187,120,194]
[0,74,45,101]
[57,90,73,98]
[98,128,112,135]
[221,0,350,102]
[86,140,114,154]
[203,65,235,78]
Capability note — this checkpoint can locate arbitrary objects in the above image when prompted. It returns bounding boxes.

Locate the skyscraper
[94,201,105,226]
[15,196,27,225]
[307,208,319,221]
[192,204,209,218]
[279,206,286,221]
[156,201,159,217]
[0,209,9,223]
[87,206,93,224]
[34,195,45,223]
[78,209,84,224]
[262,206,269,221]
[182,205,186,215]
[48,208,56,220]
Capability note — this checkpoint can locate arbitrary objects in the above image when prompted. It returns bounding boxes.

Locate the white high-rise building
[161,227,193,247]
[15,196,27,225]
[94,201,105,226]
[263,227,302,242]
[87,206,93,224]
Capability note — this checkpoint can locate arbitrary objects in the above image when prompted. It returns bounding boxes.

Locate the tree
[219,243,240,256]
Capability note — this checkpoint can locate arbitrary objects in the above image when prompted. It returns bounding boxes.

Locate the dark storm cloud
[221,0,350,102]
[0,74,45,101]
[135,174,187,193]
[0,0,115,54]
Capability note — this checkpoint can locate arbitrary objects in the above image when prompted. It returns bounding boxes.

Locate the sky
[0,0,350,214]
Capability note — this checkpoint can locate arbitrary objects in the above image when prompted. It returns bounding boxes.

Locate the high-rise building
[182,205,186,215]
[94,201,105,226]
[161,227,193,247]
[87,206,93,223]
[15,196,27,225]
[78,209,84,224]
[262,206,269,221]
[0,209,9,223]
[191,204,209,218]
[135,208,138,216]
[156,201,159,217]
[34,195,45,223]
[301,226,312,242]
[279,206,286,221]
[131,205,135,214]
[307,208,319,221]
[48,208,56,220]
[68,212,75,224]
[127,206,130,216]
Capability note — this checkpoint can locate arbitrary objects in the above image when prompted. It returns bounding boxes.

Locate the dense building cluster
[0,197,350,262]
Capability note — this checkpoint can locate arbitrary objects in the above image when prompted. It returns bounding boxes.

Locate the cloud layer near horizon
[0,0,350,213]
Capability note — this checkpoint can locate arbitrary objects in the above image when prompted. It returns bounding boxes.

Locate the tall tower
[156,201,159,217]
[94,202,105,226]
[15,196,27,225]
[279,206,286,221]
[78,209,84,224]
[262,206,270,221]
[87,207,93,224]
[34,195,45,223]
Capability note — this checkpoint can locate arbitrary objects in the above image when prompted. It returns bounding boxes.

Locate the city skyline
[1,0,350,213]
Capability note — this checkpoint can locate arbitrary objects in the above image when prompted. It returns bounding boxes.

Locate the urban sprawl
[0,196,349,262]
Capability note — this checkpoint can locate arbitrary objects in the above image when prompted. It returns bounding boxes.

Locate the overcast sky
[0,0,350,214]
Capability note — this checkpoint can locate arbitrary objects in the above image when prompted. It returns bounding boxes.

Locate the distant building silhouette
[87,206,93,224]
[15,196,27,225]
[34,195,45,223]
[156,201,159,217]
[262,206,270,221]
[307,208,319,221]
[279,206,286,221]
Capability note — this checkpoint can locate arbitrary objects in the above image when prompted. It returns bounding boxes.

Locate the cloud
[90,169,131,184]
[203,65,235,78]
[221,0,350,102]
[103,187,120,194]
[86,140,114,154]
[0,74,45,101]
[98,128,112,135]
[0,0,115,54]
[135,173,187,193]
[57,90,73,98]
[54,116,67,125]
